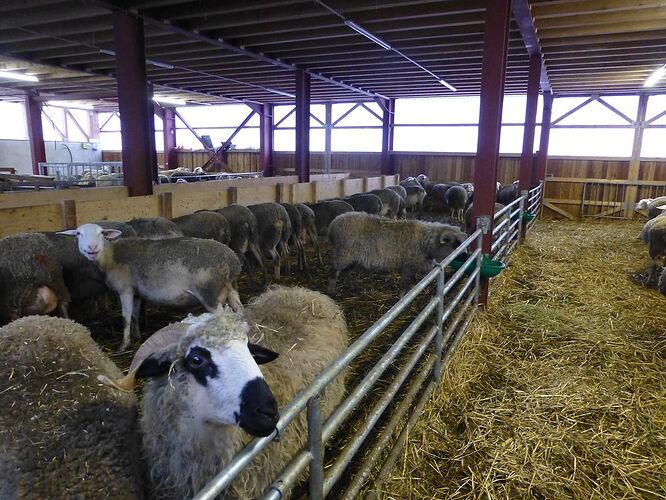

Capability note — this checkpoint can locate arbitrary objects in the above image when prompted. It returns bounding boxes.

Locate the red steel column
[163,107,178,168]
[25,92,46,175]
[260,103,274,177]
[519,54,542,239]
[113,11,153,196]
[472,0,511,306]
[380,98,395,175]
[295,69,311,183]
[534,91,553,185]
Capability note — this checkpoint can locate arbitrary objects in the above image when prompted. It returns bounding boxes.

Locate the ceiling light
[153,96,186,106]
[439,79,457,92]
[644,64,666,87]
[344,21,391,51]
[0,71,39,82]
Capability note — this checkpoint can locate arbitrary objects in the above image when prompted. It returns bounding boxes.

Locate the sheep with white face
[59,223,242,352]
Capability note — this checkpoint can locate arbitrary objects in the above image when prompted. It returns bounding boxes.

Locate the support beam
[380,98,396,175]
[295,69,311,183]
[24,92,46,175]
[473,0,511,306]
[624,92,649,218]
[260,103,274,177]
[534,91,553,185]
[89,110,100,142]
[519,54,541,241]
[162,106,178,168]
[113,11,153,196]
[324,102,332,175]
[512,0,551,92]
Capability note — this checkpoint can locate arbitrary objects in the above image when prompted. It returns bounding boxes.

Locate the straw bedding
[376,219,666,499]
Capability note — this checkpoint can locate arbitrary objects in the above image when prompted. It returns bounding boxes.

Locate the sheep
[308,199,355,236]
[369,188,403,218]
[346,193,384,215]
[295,202,323,265]
[416,173,431,190]
[423,183,451,213]
[464,202,507,235]
[172,211,231,246]
[659,266,666,297]
[497,182,519,205]
[640,216,666,282]
[216,204,267,289]
[446,185,468,225]
[327,212,467,295]
[404,184,427,213]
[280,202,308,273]
[635,196,666,219]
[126,217,184,239]
[1,287,348,499]
[400,176,421,188]
[0,316,143,498]
[248,202,293,279]
[58,223,242,352]
[0,233,70,324]
[386,184,407,200]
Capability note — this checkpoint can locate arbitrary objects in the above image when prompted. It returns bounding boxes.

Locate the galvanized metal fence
[525,182,543,231]
[39,161,123,180]
[578,180,666,219]
[491,195,524,263]
[194,230,484,500]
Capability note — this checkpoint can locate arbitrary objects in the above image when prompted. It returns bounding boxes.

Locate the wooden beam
[543,201,575,219]
[539,20,666,39]
[532,0,666,18]
[624,93,649,218]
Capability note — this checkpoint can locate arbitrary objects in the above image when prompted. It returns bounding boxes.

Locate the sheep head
[58,223,121,262]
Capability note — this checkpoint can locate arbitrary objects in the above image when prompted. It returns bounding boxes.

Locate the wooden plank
[60,200,77,229]
[292,183,315,204]
[543,201,575,220]
[0,186,128,209]
[76,195,160,224]
[0,204,63,237]
[235,185,277,206]
[159,192,173,220]
[315,180,342,201]
[344,178,364,196]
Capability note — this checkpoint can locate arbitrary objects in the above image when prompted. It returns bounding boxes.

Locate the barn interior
[0,1,665,498]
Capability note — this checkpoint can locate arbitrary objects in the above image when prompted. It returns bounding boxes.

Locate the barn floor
[378,219,666,499]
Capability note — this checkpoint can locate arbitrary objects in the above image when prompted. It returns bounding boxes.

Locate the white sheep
[0,286,348,499]
[58,223,242,352]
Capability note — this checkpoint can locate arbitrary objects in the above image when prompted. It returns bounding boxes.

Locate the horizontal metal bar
[492,228,510,253]
[492,217,509,236]
[494,195,524,220]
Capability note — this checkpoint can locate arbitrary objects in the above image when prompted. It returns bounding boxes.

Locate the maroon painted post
[113,11,154,196]
[295,69,311,183]
[519,54,542,240]
[260,103,274,176]
[163,107,178,168]
[25,92,46,175]
[146,83,158,183]
[472,0,511,306]
[380,98,395,175]
[533,91,553,185]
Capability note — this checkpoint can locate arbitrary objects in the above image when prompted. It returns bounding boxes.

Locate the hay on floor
[377,219,666,499]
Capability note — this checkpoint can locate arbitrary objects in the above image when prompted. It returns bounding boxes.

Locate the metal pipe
[307,396,324,500]
[433,267,445,381]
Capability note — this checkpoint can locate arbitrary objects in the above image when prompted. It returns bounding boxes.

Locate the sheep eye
[186,354,205,368]
[76,231,80,236]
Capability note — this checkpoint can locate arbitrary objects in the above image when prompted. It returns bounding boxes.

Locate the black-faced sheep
[216,204,267,289]
[172,211,231,245]
[327,212,467,295]
[309,199,355,236]
[295,203,323,265]
[464,202,507,235]
[0,233,70,325]
[1,288,347,499]
[423,183,451,213]
[497,182,519,206]
[404,184,427,213]
[446,185,469,225]
[126,217,184,239]
[248,202,293,279]
[346,193,383,215]
[59,223,242,352]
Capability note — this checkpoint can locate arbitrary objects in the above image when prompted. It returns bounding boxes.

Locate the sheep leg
[310,230,323,265]
[132,298,143,340]
[118,292,134,353]
[250,243,268,287]
[269,248,281,280]
[327,269,340,296]
[299,239,311,277]
[278,240,291,276]
[226,285,243,313]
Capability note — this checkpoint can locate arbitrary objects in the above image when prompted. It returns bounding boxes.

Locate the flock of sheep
[0,174,521,498]
[636,196,666,296]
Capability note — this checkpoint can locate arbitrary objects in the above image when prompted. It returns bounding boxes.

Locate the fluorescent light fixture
[99,49,173,70]
[439,79,457,92]
[46,100,93,110]
[153,96,186,106]
[644,64,666,87]
[0,71,39,82]
[344,20,391,51]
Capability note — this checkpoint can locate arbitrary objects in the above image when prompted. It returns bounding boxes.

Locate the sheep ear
[57,229,78,236]
[135,352,174,380]
[658,205,666,211]
[248,343,279,365]
[101,229,122,240]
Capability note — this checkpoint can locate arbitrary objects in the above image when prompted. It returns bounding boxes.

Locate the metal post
[113,10,154,196]
[324,102,332,175]
[380,98,395,175]
[433,267,445,381]
[25,91,46,175]
[519,54,541,240]
[307,395,324,500]
[295,69,311,183]
[89,110,100,142]
[472,0,511,306]
[533,91,553,187]
[260,103,274,177]
[624,93,649,218]
[518,193,526,242]
[163,106,178,168]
